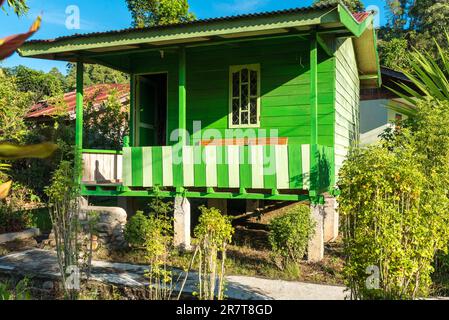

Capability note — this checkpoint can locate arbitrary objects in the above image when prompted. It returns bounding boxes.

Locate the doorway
[135,73,168,146]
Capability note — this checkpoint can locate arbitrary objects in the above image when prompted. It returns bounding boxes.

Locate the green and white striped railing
[121,144,333,191]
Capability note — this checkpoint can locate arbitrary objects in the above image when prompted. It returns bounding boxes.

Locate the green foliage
[45,160,83,300]
[193,206,234,300]
[338,99,449,299]
[388,33,449,107]
[65,64,129,91]
[1,0,29,16]
[4,65,64,102]
[44,160,77,202]
[0,278,31,300]
[314,0,364,12]
[126,0,195,28]
[0,69,32,142]
[124,211,152,248]
[0,203,32,233]
[268,205,315,268]
[194,206,234,249]
[124,198,175,299]
[378,38,411,71]
[83,89,129,150]
[380,0,449,57]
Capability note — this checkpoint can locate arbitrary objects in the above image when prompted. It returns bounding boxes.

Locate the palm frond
[388,33,449,106]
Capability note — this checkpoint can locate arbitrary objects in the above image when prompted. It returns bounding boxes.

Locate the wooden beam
[129,75,135,147]
[309,32,318,199]
[75,60,84,185]
[359,74,379,80]
[178,47,187,145]
[317,34,333,57]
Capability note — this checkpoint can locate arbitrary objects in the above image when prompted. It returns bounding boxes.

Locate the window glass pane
[241,83,248,110]
[241,68,249,83]
[250,98,257,124]
[232,99,239,125]
[232,72,240,98]
[241,111,248,125]
[250,71,257,96]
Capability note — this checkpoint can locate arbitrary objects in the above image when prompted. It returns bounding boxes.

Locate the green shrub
[193,206,234,300]
[268,205,314,268]
[0,278,31,300]
[338,99,449,300]
[0,204,32,233]
[124,211,152,248]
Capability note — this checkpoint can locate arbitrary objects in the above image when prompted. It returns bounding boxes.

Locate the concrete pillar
[245,199,259,215]
[307,203,324,262]
[207,198,227,214]
[323,197,339,242]
[174,196,191,250]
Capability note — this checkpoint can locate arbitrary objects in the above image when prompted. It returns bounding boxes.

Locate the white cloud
[214,0,269,15]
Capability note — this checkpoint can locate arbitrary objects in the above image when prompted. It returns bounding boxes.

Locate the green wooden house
[19,1,380,257]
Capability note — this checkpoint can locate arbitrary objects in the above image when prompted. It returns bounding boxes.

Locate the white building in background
[360,67,416,145]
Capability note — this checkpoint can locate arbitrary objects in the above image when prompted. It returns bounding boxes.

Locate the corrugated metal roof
[26,83,130,119]
[26,1,359,45]
[352,12,371,23]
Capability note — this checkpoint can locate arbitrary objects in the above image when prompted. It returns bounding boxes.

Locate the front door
[136,73,167,146]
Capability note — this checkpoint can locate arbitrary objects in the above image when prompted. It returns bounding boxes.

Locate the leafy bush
[124,211,152,248]
[193,206,234,300]
[268,205,314,268]
[0,278,31,300]
[0,204,32,233]
[338,99,449,299]
[124,198,175,300]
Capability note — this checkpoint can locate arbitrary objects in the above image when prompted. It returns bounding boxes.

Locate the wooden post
[309,32,318,199]
[129,75,135,147]
[178,47,187,145]
[75,61,84,185]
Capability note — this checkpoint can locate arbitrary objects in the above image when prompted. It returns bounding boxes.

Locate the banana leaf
[0,180,11,199]
[0,15,41,60]
[0,142,57,160]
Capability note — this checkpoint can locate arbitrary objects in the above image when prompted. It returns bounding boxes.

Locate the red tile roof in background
[352,12,371,23]
[26,83,130,119]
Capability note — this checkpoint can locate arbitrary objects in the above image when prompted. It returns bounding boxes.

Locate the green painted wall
[334,38,360,182]
[186,38,335,146]
[123,36,364,192]
[126,38,336,149]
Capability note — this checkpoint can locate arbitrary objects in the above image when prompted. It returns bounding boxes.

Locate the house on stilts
[18,1,380,261]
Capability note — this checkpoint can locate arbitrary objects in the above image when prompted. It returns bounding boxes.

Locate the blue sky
[0,0,389,73]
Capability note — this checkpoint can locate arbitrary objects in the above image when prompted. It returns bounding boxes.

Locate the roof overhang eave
[17,6,347,61]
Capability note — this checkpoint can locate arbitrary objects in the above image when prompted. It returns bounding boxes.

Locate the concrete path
[0,249,347,300]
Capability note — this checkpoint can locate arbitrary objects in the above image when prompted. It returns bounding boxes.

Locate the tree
[83,89,129,150]
[0,0,56,201]
[2,0,28,16]
[126,0,195,28]
[388,33,449,107]
[314,0,364,13]
[65,64,129,91]
[380,0,449,56]
[339,99,449,299]
[4,65,64,102]
[0,69,32,142]
[378,38,410,71]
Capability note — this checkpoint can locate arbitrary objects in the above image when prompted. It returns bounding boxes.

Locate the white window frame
[228,64,261,128]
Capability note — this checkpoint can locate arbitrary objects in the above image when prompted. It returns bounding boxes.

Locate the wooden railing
[120,144,334,191]
[82,149,123,184]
